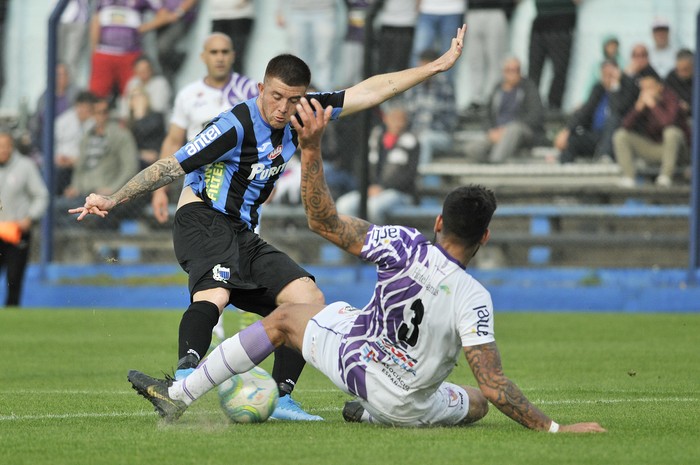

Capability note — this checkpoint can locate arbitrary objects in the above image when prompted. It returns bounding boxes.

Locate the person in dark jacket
[665,48,693,116]
[555,59,638,163]
[466,57,545,163]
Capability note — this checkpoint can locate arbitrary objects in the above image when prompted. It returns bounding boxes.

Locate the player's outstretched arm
[464,342,607,433]
[293,98,370,256]
[68,155,185,221]
[340,24,465,117]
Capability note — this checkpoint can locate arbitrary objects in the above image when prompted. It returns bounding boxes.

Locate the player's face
[0,134,13,164]
[202,37,235,82]
[257,77,308,129]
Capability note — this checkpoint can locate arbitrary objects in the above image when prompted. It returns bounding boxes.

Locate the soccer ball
[218,367,279,423]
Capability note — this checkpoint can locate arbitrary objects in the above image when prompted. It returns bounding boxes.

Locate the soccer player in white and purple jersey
[126,98,607,433]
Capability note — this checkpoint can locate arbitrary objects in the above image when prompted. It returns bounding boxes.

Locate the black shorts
[173,202,314,316]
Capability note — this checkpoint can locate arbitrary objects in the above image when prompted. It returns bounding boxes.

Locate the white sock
[212,314,225,340]
[169,321,275,405]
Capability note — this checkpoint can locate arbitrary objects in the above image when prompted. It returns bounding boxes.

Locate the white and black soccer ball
[218,367,279,423]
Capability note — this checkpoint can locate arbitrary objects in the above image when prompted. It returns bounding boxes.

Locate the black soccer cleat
[342,400,365,423]
[127,370,187,422]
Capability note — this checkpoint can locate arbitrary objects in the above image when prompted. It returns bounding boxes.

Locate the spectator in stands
[276,0,340,90]
[89,0,175,101]
[0,131,49,307]
[528,0,580,111]
[53,90,98,194]
[340,0,372,87]
[119,56,172,123]
[625,44,659,84]
[465,57,545,164]
[665,49,693,116]
[210,0,255,75]
[648,18,677,79]
[410,0,466,83]
[583,35,624,95]
[376,0,417,74]
[613,72,689,188]
[156,0,199,86]
[62,98,139,203]
[54,0,91,78]
[150,32,258,224]
[465,0,515,113]
[404,49,458,166]
[29,63,78,155]
[336,102,420,225]
[554,59,638,164]
[126,86,166,170]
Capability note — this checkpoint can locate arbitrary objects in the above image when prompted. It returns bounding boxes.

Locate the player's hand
[431,24,466,72]
[68,193,116,221]
[559,422,607,433]
[292,98,332,150]
[152,188,170,224]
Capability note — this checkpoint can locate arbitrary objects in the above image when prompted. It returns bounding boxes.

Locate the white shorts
[302,302,470,427]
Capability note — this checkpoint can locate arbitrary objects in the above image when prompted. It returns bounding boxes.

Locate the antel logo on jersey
[267,145,283,160]
[473,305,491,337]
[247,161,289,180]
[185,125,222,156]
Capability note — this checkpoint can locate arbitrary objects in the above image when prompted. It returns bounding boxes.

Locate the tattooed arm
[464,342,606,433]
[68,155,185,221]
[293,98,370,256]
[340,25,465,117]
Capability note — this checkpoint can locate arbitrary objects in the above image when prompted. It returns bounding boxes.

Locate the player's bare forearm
[341,24,465,117]
[464,342,552,431]
[110,156,184,206]
[300,151,369,256]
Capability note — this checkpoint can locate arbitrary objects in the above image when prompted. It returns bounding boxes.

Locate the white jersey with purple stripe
[171,73,259,141]
[340,225,495,420]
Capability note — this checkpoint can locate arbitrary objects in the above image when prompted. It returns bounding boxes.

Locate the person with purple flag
[126,97,606,433]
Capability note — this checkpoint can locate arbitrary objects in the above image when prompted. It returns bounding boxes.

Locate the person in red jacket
[612,72,689,188]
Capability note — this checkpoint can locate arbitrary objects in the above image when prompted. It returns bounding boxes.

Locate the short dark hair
[264,54,312,88]
[677,48,694,61]
[75,90,97,105]
[441,185,497,246]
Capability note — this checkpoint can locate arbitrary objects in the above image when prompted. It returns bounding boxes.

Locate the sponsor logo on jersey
[360,343,379,363]
[380,365,410,392]
[212,264,231,282]
[378,337,417,375]
[409,264,440,296]
[247,161,289,180]
[185,125,222,156]
[267,145,283,160]
[204,162,225,202]
[369,226,400,245]
[472,305,491,337]
[257,142,272,152]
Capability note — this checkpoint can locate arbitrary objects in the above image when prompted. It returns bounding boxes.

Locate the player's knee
[463,386,489,424]
[263,303,297,345]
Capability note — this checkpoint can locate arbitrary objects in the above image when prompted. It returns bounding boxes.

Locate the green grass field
[1,309,698,465]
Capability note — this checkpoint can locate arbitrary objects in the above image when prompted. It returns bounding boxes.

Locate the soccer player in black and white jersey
[127,97,606,433]
[71,26,468,422]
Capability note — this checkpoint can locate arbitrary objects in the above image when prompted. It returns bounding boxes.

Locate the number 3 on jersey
[398,299,424,347]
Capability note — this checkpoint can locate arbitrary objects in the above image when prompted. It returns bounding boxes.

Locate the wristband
[548,421,560,433]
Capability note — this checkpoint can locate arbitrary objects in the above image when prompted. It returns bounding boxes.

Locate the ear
[480,228,491,245]
[257,82,264,94]
[434,214,443,234]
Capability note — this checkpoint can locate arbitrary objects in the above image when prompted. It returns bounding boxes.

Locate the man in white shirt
[648,18,677,78]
